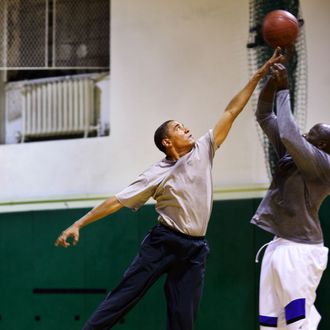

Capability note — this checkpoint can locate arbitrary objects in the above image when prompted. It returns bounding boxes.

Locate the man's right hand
[54,224,80,248]
[54,196,123,248]
[254,47,284,80]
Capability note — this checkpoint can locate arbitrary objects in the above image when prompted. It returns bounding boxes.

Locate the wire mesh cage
[0,0,110,69]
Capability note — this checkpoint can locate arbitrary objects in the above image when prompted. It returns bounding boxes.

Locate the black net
[247,0,307,177]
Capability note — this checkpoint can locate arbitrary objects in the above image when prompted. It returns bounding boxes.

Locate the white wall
[301,0,330,126]
[1,0,330,206]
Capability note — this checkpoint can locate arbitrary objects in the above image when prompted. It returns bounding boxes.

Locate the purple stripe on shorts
[285,298,306,324]
[259,315,278,327]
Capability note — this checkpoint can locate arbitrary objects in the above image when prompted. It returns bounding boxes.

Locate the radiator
[21,77,95,141]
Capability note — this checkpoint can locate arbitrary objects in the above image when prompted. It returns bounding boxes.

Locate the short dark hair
[154,120,173,154]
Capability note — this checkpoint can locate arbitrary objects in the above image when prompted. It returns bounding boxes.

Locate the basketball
[262,10,299,48]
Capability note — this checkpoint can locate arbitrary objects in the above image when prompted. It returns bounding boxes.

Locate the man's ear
[317,140,330,155]
[317,140,327,150]
[162,138,171,149]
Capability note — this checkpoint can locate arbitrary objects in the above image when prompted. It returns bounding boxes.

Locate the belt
[158,223,205,240]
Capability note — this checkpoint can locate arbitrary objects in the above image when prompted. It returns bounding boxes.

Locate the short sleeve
[115,174,155,211]
[200,129,218,160]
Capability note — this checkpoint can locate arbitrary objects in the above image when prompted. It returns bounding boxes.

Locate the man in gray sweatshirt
[252,62,330,329]
[55,50,282,330]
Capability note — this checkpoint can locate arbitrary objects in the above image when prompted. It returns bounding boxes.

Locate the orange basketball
[262,10,299,48]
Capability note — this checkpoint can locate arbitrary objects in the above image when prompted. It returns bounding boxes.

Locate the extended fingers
[270,63,286,77]
[272,63,286,70]
[270,63,289,89]
[269,47,284,64]
[261,49,284,77]
[272,47,281,59]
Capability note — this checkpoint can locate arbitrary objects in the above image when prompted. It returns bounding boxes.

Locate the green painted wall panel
[0,198,329,329]
[316,197,330,330]
[196,199,257,329]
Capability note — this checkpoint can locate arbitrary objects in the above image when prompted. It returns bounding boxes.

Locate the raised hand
[270,63,289,90]
[255,47,284,80]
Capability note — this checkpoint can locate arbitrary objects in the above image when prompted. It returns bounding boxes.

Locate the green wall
[0,197,329,330]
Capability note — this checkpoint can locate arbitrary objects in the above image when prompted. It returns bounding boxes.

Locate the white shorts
[258,238,328,330]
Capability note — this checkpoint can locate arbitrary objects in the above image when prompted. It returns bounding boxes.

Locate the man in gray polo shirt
[253,62,330,329]
[55,49,282,330]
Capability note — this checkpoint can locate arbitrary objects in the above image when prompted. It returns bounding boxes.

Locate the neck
[166,147,192,161]
[166,152,180,161]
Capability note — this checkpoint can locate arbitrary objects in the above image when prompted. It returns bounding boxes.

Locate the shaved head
[305,123,330,155]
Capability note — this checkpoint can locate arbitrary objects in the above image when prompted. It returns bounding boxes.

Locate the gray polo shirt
[252,90,330,244]
[116,130,218,237]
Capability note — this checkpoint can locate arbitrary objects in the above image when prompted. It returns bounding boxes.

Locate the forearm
[213,72,265,147]
[277,90,299,142]
[73,196,123,229]
[55,195,124,247]
[224,71,263,119]
[253,78,289,158]
[258,76,276,104]
[224,47,282,119]
[256,77,276,120]
[212,47,282,147]
[276,90,316,172]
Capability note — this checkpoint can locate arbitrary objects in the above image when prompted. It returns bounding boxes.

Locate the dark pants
[82,224,210,330]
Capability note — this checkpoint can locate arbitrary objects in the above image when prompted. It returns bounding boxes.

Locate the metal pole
[52,0,56,67]
[45,0,49,67]
[3,0,8,69]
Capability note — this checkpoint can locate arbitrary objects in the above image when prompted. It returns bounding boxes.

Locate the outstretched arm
[255,47,297,159]
[213,47,283,148]
[55,196,123,247]
[272,63,327,177]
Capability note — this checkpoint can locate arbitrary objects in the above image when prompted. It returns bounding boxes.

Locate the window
[0,0,110,144]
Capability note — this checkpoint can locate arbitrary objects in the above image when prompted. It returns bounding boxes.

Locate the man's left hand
[270,63,289,90]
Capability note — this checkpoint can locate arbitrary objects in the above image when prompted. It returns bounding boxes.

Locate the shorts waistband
[158,223,205,240]
[273,237,324,247]
[255,236,325,263]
